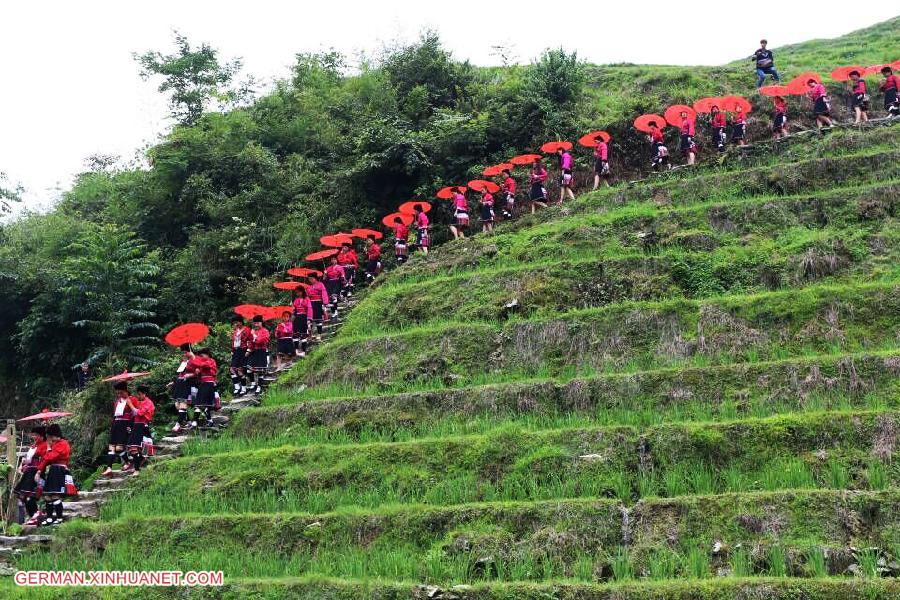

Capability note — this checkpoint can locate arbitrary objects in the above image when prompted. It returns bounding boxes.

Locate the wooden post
[5,419,16,524]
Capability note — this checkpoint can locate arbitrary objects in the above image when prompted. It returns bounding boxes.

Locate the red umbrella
[398,201,431,215]
[577,131,611,147]
[482,163,514,177]
[468,180,501,194]
[306,249,339,261]
[540,141,573,153]
[234,304,268,320]
[164,323,210,348]
[721,95,753,114]
[436,185,468,200]
[383,212,415,227]
[265,305,293,320]
[274,281,304,291]
[320,234,354,248]
[664,105,696,127]
[633,114,665,133]
[692,97,723,114]
[830,66,866,82]
[759,84,791,98]
[864,64,891,76]
[287,267,321,278]
[102,371,151,383]
[18,410,74,423]
[352,228,383,240]
[893,60,900,71]
[508,153,542,165]
[787,72,822,95]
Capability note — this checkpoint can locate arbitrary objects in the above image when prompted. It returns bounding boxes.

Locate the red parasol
[164,323,210,348]
[893,60,900,71]
[787,72,822,95]
[482,163,514,177]
[864,64,891,76]
[759,84,791,98]
[352,228,383,240]
[383,212,415,227]
[102,371,151,383]
[508,154,542,165]
[436,185,468,199]
[398,201,431,215]
[320,234,354,248]
[721,95,753,114]
[274,281,304,291]
[306,248,339,261]
[577,131,611,148]
[540,141,573,153]
[633,114,666,133]
[692,97,723,114]
[468,180,501,194]
[265,305,293,320]
[664,105,696,128]
[287,267,321,278]
[830,66,866,82]
[18,410,74,423]
[234,304,268,320]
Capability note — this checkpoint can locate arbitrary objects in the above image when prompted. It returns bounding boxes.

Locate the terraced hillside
[10,119,900,598]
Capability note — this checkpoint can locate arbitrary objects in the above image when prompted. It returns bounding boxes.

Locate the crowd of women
[11,49,899,528]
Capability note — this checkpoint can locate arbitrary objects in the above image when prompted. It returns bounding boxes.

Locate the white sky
[1,1,897,212]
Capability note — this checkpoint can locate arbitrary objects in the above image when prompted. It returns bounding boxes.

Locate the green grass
[19,490,900,585]
[282,279,900,393]
[98,411,900,519]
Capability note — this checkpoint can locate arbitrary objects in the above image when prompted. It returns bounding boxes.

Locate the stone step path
[0,296,357,573]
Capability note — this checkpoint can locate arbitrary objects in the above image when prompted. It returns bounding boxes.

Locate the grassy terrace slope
[15,119,900,598]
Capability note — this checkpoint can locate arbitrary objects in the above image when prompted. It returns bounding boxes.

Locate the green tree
[135,31,243,126]
[0,171,23,214]
[518,48,585,139]
[382,31,473,117]
[20,224,162,371]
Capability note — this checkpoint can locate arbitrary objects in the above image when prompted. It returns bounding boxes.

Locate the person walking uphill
[337,243,358,297]
[306,273,329,341]
[529,159,548,213]
[170,344,196,432]
[245,319,269,395]
[17,426,48,525]
[807,78,833,128]
[188,347,219,426]
[103,381,134,476]
[229,317,251,399]
[324,256,346,318]
[557,147,575,203]
[414,205,430,256]
[679,111,697,166]
[501,169,517,217]
[751,39,780,88]
[34,424,76,525]
[124,385,154,475]
[848,70,869,123]
[364,237,382,282]
[292,286,313,357]
[710,105,727,152]
[592,139,611,189]
[450,188,469,239]
[648,121,670,170]
[391,216,410,264]
[879,66,900,117]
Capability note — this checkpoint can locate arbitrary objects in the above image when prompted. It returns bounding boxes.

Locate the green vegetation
[8,16,900,599]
